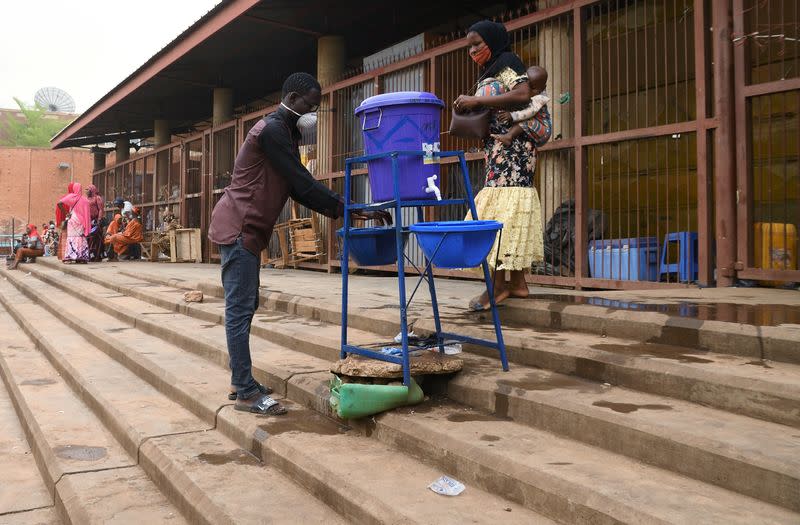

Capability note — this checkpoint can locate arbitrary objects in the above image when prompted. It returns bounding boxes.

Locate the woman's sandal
[228,382,272,401]
[468,299,490,312]
[468,297,506,312]
[234,394,287,416]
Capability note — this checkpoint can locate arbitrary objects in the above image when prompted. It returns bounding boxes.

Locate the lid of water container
[355,91,444,114]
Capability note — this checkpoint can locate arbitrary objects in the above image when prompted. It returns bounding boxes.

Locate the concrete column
[154,119,171,147]
[316,36,345,177]
[712,0,737,286]
[536,7,572,225]
[212,88,233,126]
[93,152,106,172]
[317,35,346,86]
[115,138,130,163]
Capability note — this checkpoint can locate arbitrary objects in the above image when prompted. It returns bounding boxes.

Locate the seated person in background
[42,223,58,256]
[491,66,551,147]
[12,234,27,256]
[104,213,123,260]
[110,208,143,260]
[9,224,44,270]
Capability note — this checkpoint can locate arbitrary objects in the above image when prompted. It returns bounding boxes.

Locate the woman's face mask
[470,43,491,66]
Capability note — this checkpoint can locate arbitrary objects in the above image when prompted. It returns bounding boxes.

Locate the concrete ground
[84,260,800,312]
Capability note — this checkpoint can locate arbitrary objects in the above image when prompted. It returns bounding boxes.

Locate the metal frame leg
[417,206,445,353]
[459,153,508,371]
[391,154,411,386]
[340,162,351,360]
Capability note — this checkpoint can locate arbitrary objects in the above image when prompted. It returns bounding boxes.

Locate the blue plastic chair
[659,231,698,282]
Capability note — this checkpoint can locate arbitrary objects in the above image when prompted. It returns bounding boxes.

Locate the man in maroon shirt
[209,73,389,415]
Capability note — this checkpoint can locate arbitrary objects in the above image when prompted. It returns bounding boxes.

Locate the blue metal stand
[340,150,508,386]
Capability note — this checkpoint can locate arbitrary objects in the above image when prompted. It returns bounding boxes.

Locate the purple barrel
[354,92,445,202]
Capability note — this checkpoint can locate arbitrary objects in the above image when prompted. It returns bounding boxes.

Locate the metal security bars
[735,0,800,283]
[91,0,789,288]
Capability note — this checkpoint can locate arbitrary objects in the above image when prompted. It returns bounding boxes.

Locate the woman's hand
[454,95,480,113]
[497,110,513,126]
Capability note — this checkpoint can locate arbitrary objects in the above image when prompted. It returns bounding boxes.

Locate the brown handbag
[448,107,491,139]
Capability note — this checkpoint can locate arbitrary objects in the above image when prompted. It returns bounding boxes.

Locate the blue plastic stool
[659,232,698,282]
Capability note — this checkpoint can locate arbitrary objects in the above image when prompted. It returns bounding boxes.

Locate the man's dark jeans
[219,236,261,399]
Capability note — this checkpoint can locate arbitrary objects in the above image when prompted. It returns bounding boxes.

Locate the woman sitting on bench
[109,207,144,260]
[9,224,44,270]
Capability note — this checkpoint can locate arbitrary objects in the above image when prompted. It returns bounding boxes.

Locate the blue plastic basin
[410,221,502,268]
[336,227,407,266]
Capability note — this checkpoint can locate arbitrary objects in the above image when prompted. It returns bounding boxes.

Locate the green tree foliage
[0,98,73,147]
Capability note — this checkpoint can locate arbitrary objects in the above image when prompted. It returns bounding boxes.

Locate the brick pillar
[213,88,233,126]
[93,152,106,172]
[154,119,171,147]
[316,36,345,176]
[536,8,572,224]
[115,138,130,163]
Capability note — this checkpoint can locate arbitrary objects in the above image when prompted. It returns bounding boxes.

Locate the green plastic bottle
[329,375,424,419]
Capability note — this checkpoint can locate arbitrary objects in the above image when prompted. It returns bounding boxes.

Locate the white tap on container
[425,174,441,201]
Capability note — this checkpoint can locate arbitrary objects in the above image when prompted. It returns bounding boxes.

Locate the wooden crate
[167,228,202,263]
[261,203,326,268]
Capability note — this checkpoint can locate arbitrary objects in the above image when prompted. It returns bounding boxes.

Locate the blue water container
[354,92,445,202]
[410,221,502,269]
[587,237,660,281]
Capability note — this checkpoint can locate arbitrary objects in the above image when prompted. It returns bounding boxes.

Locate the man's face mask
[296,112,317,131]
[281,102,317,131]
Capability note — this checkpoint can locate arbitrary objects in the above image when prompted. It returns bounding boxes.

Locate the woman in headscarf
[86,184,105,261]
[55,182,75,260]
[9,224,44,270]
[110,207,144,260]
[454,20,552,310]
[57,182,91,263]
[104,213,122,260]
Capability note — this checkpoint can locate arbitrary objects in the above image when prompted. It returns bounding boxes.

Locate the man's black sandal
[228,382,272,400]
[234,394,287,416]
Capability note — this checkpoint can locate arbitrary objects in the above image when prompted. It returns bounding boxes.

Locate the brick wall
[0,147,93,235]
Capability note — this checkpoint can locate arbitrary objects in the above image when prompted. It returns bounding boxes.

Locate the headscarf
[58,182,92,236]
[468,20,526,81]
[27,223,40,241]
[86,184,104,220]
[106,214,122,237]
[122,201,133,215]
[55,182,76,225]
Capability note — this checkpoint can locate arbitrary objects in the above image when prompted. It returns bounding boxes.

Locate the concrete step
[64,259,797,365]
[0,280,344,525]
[0,272,551,524]
[219,407,550,524]
[40,260,800,428]
[363,400,800,525]
[14,265,800,514]
[0,304,184,525]
[0,365,53,518]
[6,273,792,525]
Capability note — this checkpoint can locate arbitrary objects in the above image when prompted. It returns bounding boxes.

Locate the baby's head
[527,66,548,94]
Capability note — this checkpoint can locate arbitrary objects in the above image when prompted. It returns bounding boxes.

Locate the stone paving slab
[0,376,52,516]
